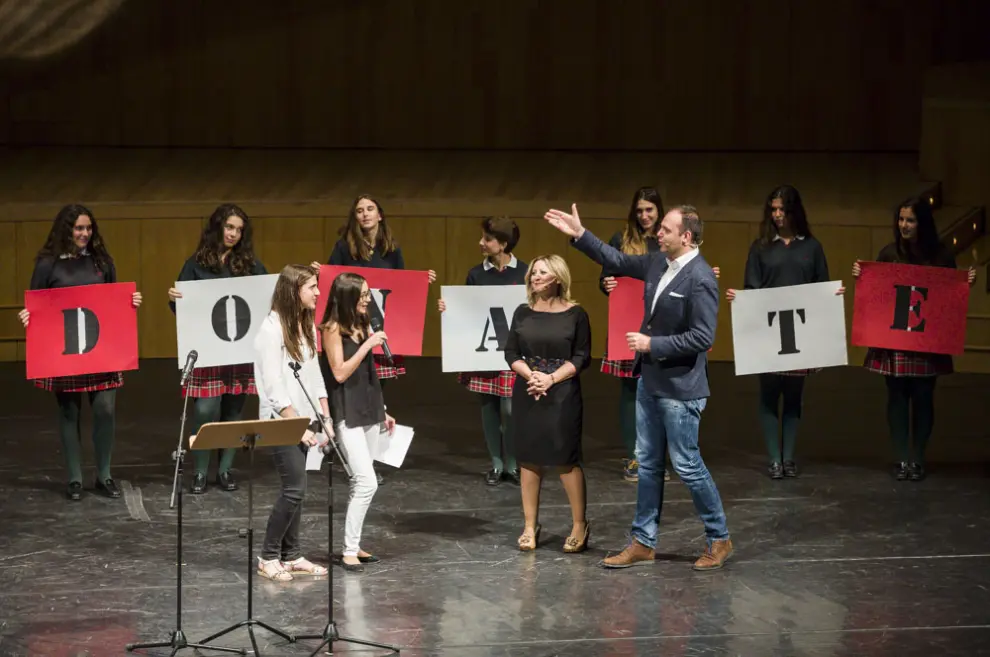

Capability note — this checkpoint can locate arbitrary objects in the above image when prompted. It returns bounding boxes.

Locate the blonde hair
[525,254,577,307]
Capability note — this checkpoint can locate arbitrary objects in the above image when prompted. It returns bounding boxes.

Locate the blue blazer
[572,231,718,400]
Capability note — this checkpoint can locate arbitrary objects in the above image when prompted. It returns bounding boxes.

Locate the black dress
[504,305,592,466]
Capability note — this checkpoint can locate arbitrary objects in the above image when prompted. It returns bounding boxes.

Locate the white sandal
[257,558,293,582]
[281,556,328,576]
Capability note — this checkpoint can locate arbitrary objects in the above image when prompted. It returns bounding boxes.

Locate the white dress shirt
[253,311,328,422]
[650,247,701,313]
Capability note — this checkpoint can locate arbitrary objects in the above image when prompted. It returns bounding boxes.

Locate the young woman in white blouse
[253,264,331,582]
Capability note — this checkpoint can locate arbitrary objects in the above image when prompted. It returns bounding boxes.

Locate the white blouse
[253,311,328,422]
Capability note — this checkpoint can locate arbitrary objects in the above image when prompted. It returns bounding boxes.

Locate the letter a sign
[24,282,139,379]
[440,285,528,372]
[852,261,969,355]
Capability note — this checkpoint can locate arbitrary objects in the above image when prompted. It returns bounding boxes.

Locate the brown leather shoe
[692,539,733,571]
[601,539,655,569]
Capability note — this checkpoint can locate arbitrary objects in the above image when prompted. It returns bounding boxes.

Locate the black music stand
[288,362,400,657]
[126,382,244,657]
[193,417,311,657]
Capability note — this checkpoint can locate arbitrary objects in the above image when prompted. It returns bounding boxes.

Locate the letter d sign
[62,308,100,355]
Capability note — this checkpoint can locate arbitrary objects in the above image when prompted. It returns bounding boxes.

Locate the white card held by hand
[305,444,324,472]
[373,425,414,468]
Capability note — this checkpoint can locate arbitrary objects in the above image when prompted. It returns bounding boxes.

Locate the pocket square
[669,291,685,298]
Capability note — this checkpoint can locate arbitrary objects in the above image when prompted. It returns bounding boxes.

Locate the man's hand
[626,332,651,353]
[544,204,586,239]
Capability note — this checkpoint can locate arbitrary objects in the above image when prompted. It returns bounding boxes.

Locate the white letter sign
[440,285,528,373]
[731,281,848,376]
[175,274,279,369]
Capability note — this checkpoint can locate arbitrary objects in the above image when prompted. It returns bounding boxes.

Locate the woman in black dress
[505,255,592,553]
[167,203,268,494]
[852,196,977,481]
[17,204,144,501]
[725,185,843,479]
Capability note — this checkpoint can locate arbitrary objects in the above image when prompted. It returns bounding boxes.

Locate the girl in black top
[167,204,268,494]
[598,187,664,483]
[852,197,977,481]
[726,185,844,480]
[320,272,397,572]
[437,217,527,486]
[17,204,144,501]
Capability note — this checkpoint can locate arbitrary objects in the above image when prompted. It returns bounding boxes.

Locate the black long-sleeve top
[875,242,956,268]
[599,231,660,294]
[30,254,116,290]
[327,238,404,269]
[169,256,268,314]
[743,236,829,290]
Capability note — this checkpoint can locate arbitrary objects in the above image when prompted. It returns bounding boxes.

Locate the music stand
[193,417,311,657]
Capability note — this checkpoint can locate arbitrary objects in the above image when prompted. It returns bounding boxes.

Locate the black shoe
[783,461,799,477]
[217,471,238,492]
[485,469,503,486]
[908,462,926,481]
[504,469,521,485]
[339,559,365,573]
[895,462,909,480]
[357,554,380,564]
[66,482,83,501]
[191,473,207,494]
[95,478,121,498]
[768,462,784,479]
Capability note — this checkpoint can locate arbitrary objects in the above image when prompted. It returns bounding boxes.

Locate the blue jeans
[631,379,729,549]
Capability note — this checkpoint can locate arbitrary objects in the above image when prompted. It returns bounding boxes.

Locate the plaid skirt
[374,354,406,380]
[864,348,952,377]
[600,356,637,378]
[34,372,123,393]
[183,364,256,398]
[457,371,515,397]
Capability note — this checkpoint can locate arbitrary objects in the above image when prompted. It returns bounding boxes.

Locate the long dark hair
[193,203,257,275]
[37,204,113,274]
[893,196,940,263]
[620,187,664,255]
[319,272,370,338]
[760,185,812,244]
[270,264,318,363]
[340,194,398,261]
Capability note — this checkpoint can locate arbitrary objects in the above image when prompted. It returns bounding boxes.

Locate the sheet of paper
[374,424,414,468]
[305,444,324,471]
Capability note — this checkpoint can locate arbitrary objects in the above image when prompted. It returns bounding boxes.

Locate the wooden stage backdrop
[0,149,947,368]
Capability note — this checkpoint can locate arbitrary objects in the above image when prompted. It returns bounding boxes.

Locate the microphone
[369,316,393,364]
[179,350,198,387]
[289,361,302,373]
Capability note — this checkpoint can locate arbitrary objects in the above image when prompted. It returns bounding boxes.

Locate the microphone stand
[288,361,399,657]
[127,361,243,656]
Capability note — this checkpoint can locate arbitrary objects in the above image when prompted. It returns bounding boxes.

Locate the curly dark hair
[193,203,257,275]
[37,204,113,274]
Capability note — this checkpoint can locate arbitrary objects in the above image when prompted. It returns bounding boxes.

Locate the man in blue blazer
[545,203,733,571]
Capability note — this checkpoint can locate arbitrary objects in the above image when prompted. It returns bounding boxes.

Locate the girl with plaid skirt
[18,204,144,501]
[168,204,267,494]
[726,185,845,480]
[316,195,437,483]
[438,217,527,486]
[599,187,664,482]
[852,196,977,481]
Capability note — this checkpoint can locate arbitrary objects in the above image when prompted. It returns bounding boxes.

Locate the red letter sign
[316,266,430,356]
[607,278,644,361]
[24,283,139,379]
[852,261,969,355]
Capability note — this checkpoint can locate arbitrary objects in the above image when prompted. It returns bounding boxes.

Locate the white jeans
[337,421,380,557]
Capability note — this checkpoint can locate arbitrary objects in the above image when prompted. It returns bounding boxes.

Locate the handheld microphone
[179,350,198,387]
[369,316,393,364]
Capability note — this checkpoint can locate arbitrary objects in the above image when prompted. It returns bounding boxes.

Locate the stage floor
[1,359,989,656]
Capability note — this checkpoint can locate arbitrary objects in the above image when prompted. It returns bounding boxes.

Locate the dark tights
[884,376,936,464]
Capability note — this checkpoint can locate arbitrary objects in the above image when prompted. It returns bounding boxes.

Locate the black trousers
[261,443,307,562]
